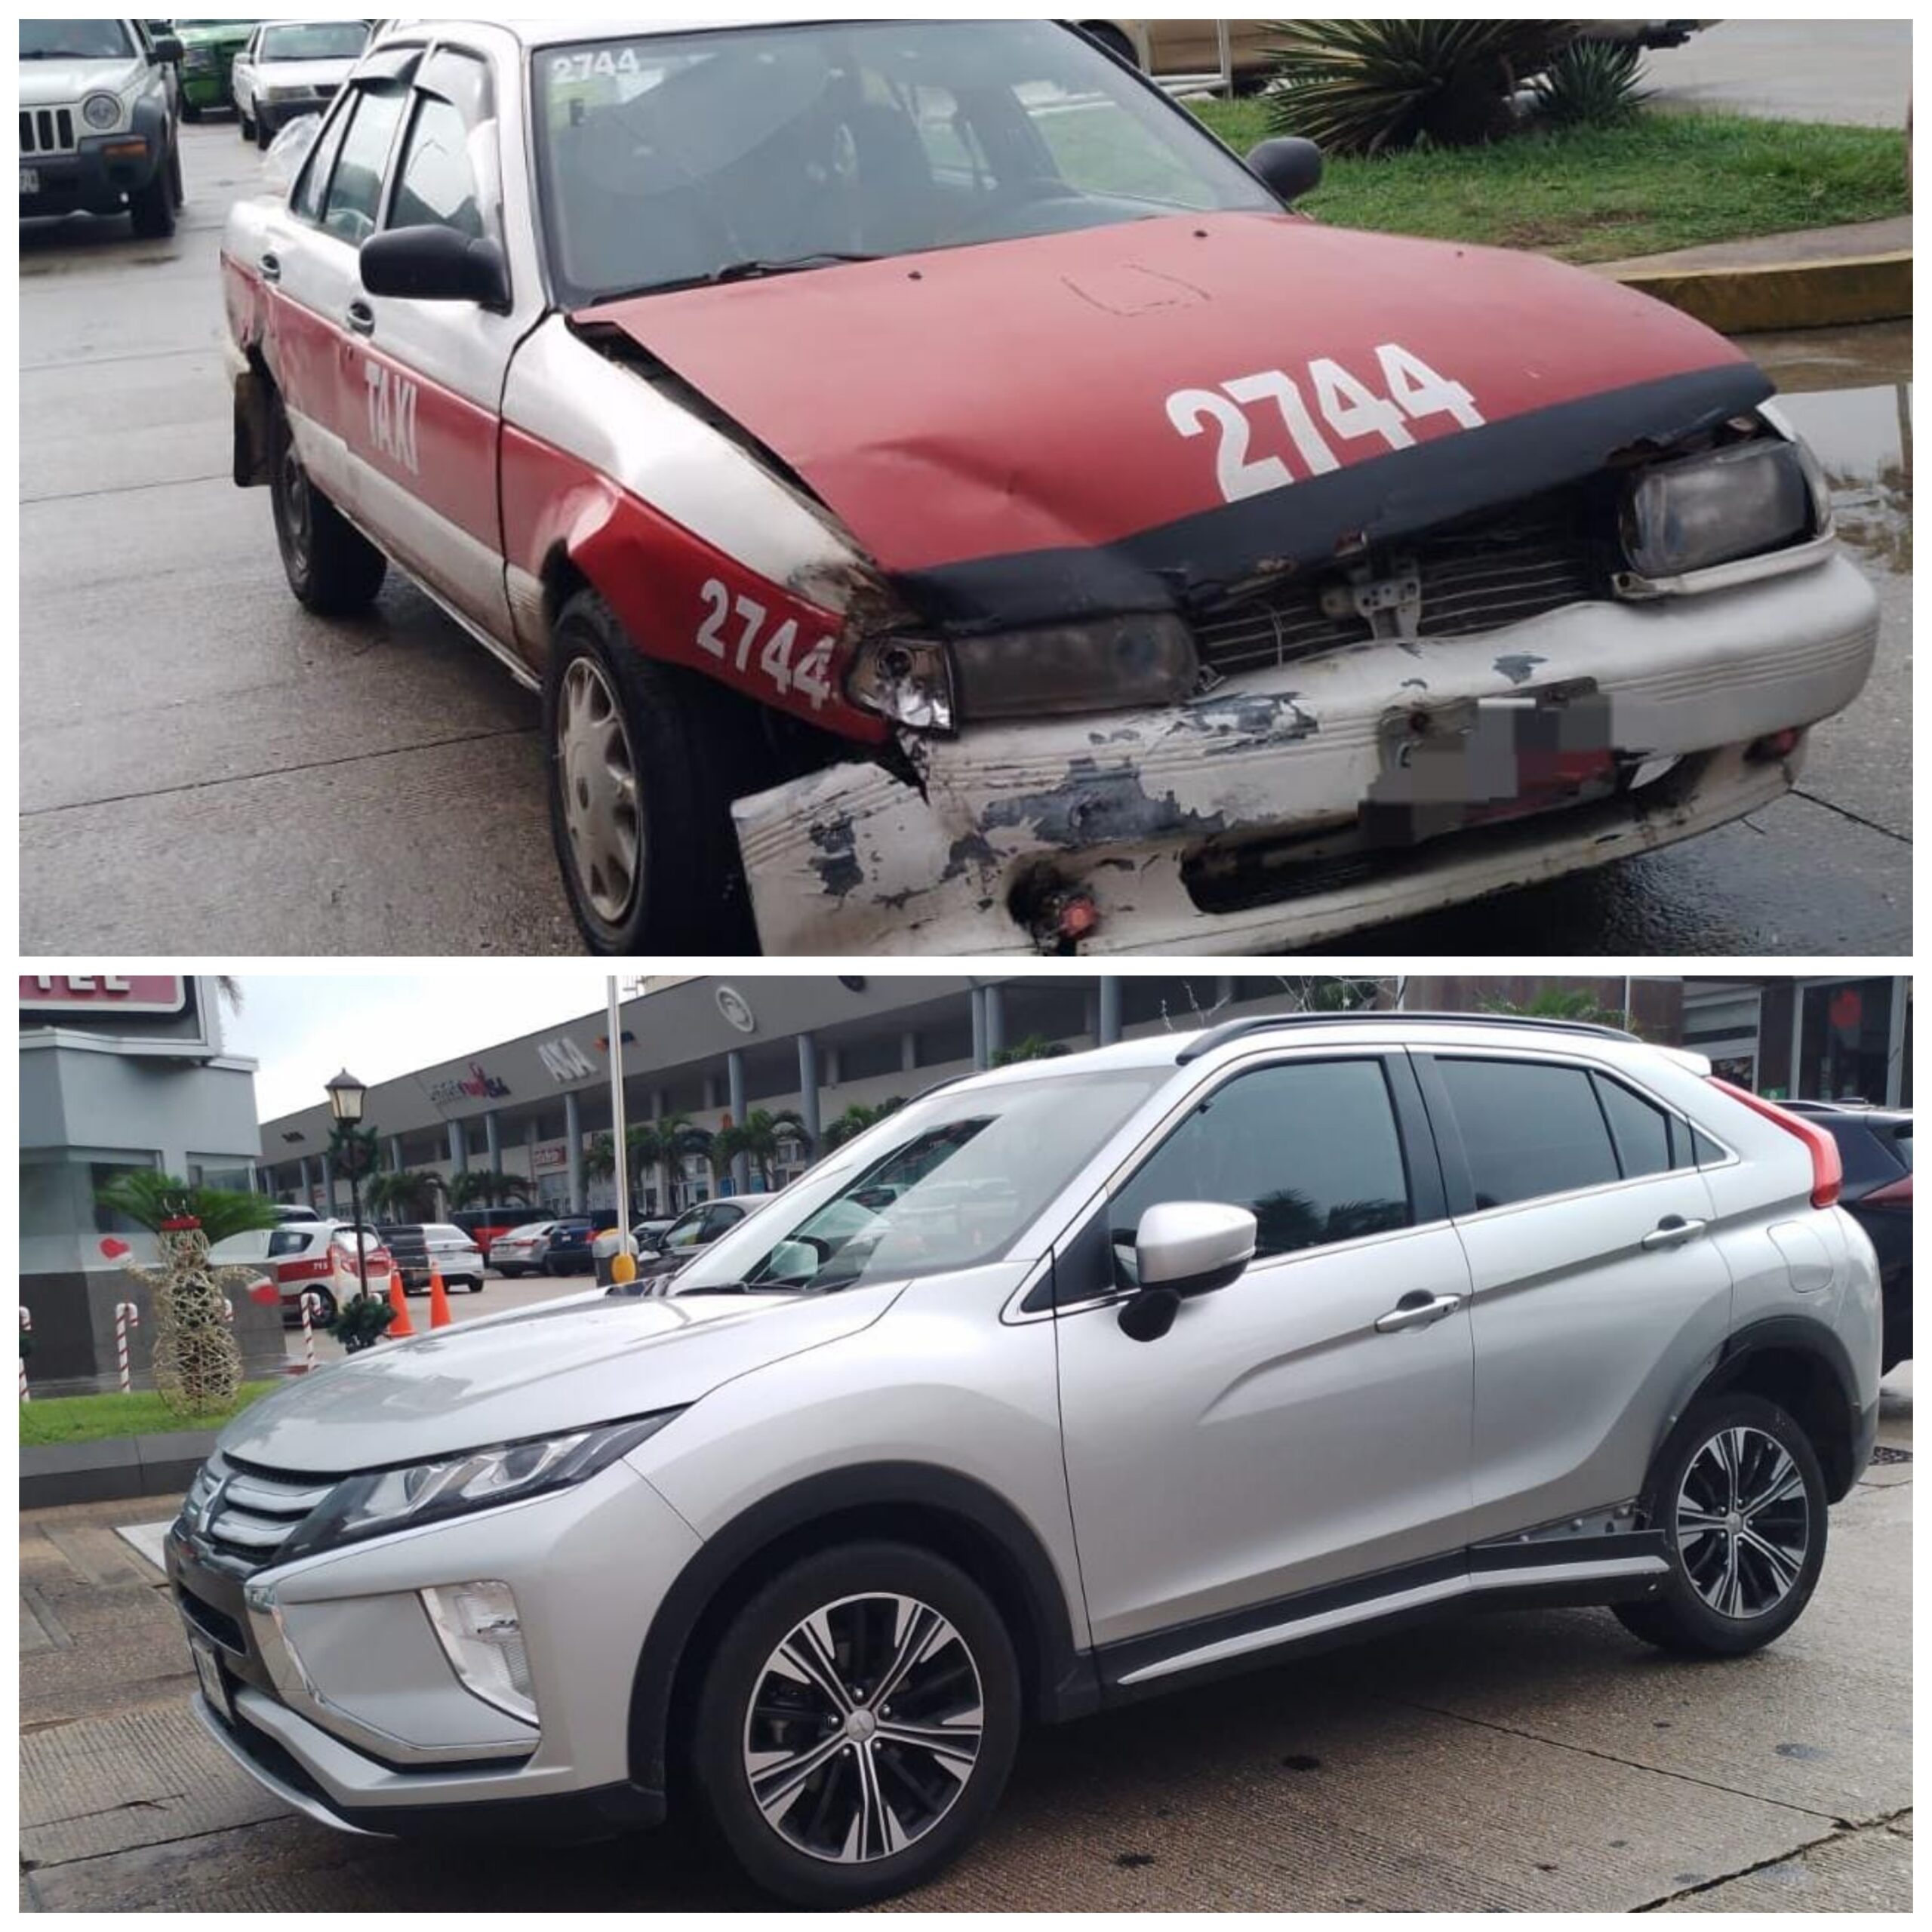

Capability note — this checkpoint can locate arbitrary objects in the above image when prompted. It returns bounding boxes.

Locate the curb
[1600,251,1911,333]
[20,1429,217,1510]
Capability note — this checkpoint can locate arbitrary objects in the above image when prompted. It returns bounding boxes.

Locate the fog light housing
[422,1581,537,1725]
[845,636,954,733]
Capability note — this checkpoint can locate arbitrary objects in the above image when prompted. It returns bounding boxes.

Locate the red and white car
[214,1221,396,1325]
[219,18,1878,956]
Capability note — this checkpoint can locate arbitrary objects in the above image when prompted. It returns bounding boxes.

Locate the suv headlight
[278,1411,681,1560]
[183,47,214,70]
[847,614,1198,734]
[1620,437,1820,581]
[82,91,124,131]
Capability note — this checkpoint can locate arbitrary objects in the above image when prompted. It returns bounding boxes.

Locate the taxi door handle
[1641,1215,1707,1251]
[259,250,281,283]
[346,300,376,338]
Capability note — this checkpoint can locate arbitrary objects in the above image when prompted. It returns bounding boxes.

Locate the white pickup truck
[220,17,1878,958]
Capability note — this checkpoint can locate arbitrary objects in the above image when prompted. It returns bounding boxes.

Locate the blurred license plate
[20,168,39,195]
[1367,685,1617,846]
[190,1635,233,1722]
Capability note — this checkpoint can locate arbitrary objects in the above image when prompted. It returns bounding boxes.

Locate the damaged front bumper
[734,552,1878,955]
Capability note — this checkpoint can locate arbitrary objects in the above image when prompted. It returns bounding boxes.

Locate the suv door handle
[1641,1215,1708,1251]
[260,250,281,283]
[346,300,377,337]
[1374,1291,1465,1334]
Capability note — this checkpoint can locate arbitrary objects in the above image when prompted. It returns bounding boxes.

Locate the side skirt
[1091,1532,1669,1708]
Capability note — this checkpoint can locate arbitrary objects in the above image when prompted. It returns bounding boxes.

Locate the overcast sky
[226,974,614,1121]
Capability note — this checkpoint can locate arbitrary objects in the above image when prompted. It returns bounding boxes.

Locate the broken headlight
[1620,436,1820,581]
[847,615,1198,734]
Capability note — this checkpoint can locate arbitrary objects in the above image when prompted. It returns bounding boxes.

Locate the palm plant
[990,1035,1070,1067]
[1266,19,1580,154]
[713,1108,812,1191]
[821,1097,907,1152]
[632,1113,713,1211]
[445,1168,533,1210]
[1480,985,1634,1032]
[367,1169,443,1220]
[1531,36,1651,129]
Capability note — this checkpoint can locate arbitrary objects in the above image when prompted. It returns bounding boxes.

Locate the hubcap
[1675,1425,1810,1620]
[743,1592,984,1865]
[555,657,641,925]
[277,442,311,573]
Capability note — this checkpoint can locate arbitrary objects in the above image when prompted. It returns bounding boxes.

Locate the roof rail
[1174,1011,1638,1064]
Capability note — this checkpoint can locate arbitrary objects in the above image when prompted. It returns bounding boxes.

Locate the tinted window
[322,85,408,244]
[266,1229,309,1257]
[1824,1119,1910,1192]
[1592,1075,1676,1180]
[1436,1059,1621,1210]
[391,51,496,241]
[291,95,354,223]
[1111,1059,1413,1278]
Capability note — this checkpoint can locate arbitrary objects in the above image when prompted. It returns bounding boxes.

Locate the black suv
[1786,1103,1912,1371]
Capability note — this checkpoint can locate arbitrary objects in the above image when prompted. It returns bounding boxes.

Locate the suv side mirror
[1245,136,1324,206]
[1118,1201,1257,1343]
[359,225,510,311]
[151,33,184,64]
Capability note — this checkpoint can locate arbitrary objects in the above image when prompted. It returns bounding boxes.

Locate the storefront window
[20,1149,160,1275]
[1797,980,1897,1103]
[189,1158,257,1195]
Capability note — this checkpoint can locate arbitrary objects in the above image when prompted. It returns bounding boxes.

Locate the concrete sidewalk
[17,1374,1913,1912]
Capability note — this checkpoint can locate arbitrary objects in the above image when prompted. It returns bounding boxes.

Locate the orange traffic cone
[428,1263,453,1330]
[386,1269,416,1339]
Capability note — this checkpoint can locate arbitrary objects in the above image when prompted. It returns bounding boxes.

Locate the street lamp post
[325,1069,372,1304]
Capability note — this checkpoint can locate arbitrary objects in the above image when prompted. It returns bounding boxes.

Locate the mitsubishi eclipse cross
[169,1013,1882,1904]
[217,17,1878,956]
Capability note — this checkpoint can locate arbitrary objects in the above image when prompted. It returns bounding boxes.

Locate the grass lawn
[20,1380,280,1448]
[1189,101,1909,263]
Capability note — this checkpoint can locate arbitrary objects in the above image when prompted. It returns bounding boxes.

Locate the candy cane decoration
[20,1307,31,1404]
[300,1291,323,1372]
[220,1297,234,1324]
[115,1302,140,1395]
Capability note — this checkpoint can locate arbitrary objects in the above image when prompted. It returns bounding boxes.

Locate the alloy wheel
[555,657,642,925]
[1675,1423,1810,1619]
[743,1592,985,1865]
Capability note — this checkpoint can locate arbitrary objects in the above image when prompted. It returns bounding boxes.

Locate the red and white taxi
[220,18,1878,956]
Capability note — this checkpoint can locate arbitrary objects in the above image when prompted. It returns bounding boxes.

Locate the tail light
[1708,1078,1843,1208]
[1863,1173,1912,1211]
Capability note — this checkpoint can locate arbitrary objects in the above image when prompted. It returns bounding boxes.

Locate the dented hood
[577,210,1769,628]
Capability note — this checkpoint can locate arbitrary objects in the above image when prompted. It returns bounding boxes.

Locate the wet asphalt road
[17,122,1912,957]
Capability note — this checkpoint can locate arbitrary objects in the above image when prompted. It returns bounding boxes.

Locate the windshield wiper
[583,253,881,307]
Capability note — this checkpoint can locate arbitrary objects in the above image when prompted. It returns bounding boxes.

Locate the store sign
[428,1061,512,1106]
[532,1143,568,1172]
[716,986,756,1033]
[537,1036,598,1084]
[20,974,187,1015]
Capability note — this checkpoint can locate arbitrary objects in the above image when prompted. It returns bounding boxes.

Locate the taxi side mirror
[1246,137,1324,206]
[360,225,510,312]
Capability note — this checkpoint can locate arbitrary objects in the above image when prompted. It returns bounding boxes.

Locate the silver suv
[168,1014,1882,1904]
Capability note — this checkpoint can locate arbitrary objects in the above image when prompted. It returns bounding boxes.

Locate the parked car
[631,1217,677,1253]
[171,1013,1880,1903]
[211,1219,394,1324]
[229,17,366,146]
[451,1204,547,1260]
[485,1220,556,1278]
[377,1222,487,1295]
[219,19,1876,958]
[540,1217,600,1276]
[1784,1102,1912,1372]
[272,1202,321,1223]
[1077,20,1277,88]
[170,17,257,120]
[20,16,184,238]
[624,1195,777,1289]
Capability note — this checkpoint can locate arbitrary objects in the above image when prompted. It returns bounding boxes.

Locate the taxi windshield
[531,18,1275,306]
[671,1063,1168,1297]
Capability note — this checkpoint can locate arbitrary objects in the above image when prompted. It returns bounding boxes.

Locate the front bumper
[167,1457,700,1836]
[19,131,162,216]
[734,553,1878,955]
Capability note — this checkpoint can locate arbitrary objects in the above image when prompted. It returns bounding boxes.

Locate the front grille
[178,1585,248,1655]
[195,1457,334,1574]
[20,106,76,156]
[1192,495,1607,679]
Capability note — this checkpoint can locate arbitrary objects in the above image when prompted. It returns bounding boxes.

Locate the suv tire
[267,390,387,615]
[237,102,254,143]
[692,1541,1021,1906]
[1615,1392,1827,1657]
[128,141,178,238]
[543,588,765,955]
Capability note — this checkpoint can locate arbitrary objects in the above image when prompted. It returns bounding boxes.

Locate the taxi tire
[545,589,764,955]
[267,392,388,616]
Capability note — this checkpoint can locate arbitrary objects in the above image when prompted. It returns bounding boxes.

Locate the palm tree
[821,1097,907,1152]
[631,1113,712,1212]
[445,1168,533,1210]
[714,1108,812,1191]
[1481,985,1633,1031]
[990,1035,1070,1067]
[366,1169,443,1220]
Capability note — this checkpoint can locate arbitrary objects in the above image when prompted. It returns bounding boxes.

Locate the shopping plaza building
[253,972,1912,1220]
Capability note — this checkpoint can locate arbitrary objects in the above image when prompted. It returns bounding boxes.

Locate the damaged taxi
[218,17,1879,955]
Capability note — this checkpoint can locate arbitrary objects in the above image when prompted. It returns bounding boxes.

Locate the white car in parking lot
[229,18,368,148]
[485,1221,557,1278]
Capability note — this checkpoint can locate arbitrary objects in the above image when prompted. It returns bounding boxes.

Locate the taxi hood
[217,1284,902,1475]
[577,210,1770,630]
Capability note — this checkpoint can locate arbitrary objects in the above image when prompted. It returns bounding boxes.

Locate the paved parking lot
[17,122,1912,956]
[284,1265,593,1370]
[18,1371,1912,1912]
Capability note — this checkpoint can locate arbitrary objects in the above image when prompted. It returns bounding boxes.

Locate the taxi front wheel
[544,588,764,955]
